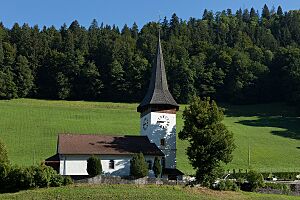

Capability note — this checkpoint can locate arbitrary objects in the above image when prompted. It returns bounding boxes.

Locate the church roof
[137,32,179,112]
[45,153,59,162]
[162,168,184,176]
[57,133,164,156]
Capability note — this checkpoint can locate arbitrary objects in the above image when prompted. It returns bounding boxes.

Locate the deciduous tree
[179,96,235,185]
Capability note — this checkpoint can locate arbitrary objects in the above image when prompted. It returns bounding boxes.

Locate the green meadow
[1,184,299,200]
[0,99,299,175]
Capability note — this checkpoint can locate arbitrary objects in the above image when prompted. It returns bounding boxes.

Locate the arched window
[109,160,115,169]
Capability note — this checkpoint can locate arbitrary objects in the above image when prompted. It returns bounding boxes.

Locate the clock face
[157,115,170,129]
[143,117,149,130]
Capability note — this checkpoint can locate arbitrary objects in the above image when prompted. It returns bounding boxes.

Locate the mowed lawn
[0,99,299,174]
[0,184,299,200]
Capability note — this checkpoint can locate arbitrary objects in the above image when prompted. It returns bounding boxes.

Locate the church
[45,32,184,180]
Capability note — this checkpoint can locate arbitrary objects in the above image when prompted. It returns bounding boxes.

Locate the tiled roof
[137,32,179,112]
[57,133,164,156]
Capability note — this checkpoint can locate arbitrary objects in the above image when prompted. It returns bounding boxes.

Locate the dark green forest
[0,5,300,106]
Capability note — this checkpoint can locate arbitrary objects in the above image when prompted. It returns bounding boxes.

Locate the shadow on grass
[224,103,300,140]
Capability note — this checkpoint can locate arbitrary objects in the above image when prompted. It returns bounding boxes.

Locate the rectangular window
[160,138,165,146]
[109,160,115,169]
[147,160,152,170]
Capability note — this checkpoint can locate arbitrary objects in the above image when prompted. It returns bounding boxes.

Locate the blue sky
[2,0,300,29]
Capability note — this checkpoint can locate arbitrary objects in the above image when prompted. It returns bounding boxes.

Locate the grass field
[0,99,299,175]
[0,184,299,200]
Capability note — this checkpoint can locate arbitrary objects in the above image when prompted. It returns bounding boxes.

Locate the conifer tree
[153,157,162,178]
[130,153,148,179]
[13,55,34,97]
[250,7,257,19]
[243,9,250,22]
[0,6,299,108]
[87,156,102,177]
[262,4,270,19]
[202,9,208,20]
[277,6,283,16]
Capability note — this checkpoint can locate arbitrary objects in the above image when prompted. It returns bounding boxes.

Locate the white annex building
[45,32,184,180]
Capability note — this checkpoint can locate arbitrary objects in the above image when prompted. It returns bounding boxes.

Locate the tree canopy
[0,5,299,108]
[179,96,235,185]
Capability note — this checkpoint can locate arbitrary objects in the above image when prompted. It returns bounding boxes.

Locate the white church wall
[161,149,176,169]
[101,155,131,176]
[141,112,176,168]
[59,155,88,175]
[59,154,158,177]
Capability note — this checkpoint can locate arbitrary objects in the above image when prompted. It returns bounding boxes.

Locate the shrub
[4,164,68,192]
[20,167,36,189]
[236,177,245,185]
[227,170,246,180]
[63,176,73,185]
[153,157,162,178]
[264,182,282,190]
[264,182,291,195]
[232,182,240,191]
[6,167,24,191]
[217,180,226,190]
[0,163,9,189]
[130,152,148,179]
[50,174,64,187]
[0,140,69,193]
[0,139,9,165]
[200,166,224,187]
[266,172,300,181]
[247,170,265,191]
[87,155,102,177]
[50,174,73,187]
[34,164,57,188]
[5,166,34,192]
[215,180,239,191]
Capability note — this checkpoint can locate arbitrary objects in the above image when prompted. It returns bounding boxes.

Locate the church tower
[137,32,179,169]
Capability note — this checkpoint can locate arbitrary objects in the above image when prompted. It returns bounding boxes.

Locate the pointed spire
[137,30,179,113]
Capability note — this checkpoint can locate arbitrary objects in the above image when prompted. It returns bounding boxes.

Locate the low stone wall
[75,175,185,185]
[290,183,300,195]
[258,182,300,196]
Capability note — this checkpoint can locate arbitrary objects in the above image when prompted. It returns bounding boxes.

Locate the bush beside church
[0,163,72,193]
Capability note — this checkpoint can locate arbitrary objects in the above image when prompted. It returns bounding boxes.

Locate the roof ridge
[57,134,164,156]
[58,133,143,137]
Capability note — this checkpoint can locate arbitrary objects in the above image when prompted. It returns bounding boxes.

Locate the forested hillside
[0,5,300,106]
